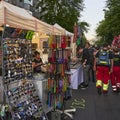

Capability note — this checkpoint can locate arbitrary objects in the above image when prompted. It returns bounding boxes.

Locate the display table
[33,73,47,102]
[70,64,83,89]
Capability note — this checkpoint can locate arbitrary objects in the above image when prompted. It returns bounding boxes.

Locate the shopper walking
[110,47,120,92]
[79,42,91,89]
[88,45,95,83]
[94,43,113,95]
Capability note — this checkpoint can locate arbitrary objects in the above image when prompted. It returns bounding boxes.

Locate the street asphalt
[64,81,120,120]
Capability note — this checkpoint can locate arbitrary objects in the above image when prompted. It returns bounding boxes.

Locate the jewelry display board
[47,35,72,110]
[1,26,48,120]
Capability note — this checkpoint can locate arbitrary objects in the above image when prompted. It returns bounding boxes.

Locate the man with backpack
[94,43,113,95]
[110,47,120,93]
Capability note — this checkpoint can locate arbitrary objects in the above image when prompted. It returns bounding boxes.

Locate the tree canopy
[78,21,89,33]
[34,0,84,32]
[96,0,120,45]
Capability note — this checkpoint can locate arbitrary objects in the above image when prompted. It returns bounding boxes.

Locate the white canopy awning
[0,1,64,35]
[53,23,74,36]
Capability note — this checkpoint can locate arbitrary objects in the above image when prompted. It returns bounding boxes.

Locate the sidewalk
[65,82,120,120]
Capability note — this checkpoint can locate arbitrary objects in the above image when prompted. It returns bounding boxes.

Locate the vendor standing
[32,51,43,73]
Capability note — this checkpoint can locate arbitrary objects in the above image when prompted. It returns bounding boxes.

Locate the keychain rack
[47,35,72,110]
[1,26,48,120]
[47,35,76,120]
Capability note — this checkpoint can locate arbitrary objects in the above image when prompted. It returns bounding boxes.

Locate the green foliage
[96,0,120,45]
[78,21,89,33]
[82,33,87,46]
[34,0,84,32]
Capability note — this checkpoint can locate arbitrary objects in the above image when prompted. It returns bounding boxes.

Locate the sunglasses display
[6,82,47,120]
[2,38,33,85]
[1,27,48,120]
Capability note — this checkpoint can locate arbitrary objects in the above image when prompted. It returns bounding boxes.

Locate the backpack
[97,50,110,66]
[113,52,120,65]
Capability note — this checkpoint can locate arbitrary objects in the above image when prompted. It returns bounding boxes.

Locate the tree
[77,21,89,46]
[78,21,89,33]
[96,0,120,44]
[33,0,84,32]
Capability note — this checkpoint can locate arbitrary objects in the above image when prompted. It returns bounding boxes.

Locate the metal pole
[1,26,6,104]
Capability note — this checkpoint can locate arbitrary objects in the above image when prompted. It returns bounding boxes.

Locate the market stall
[0,1,64,34]
[0,1,65,120]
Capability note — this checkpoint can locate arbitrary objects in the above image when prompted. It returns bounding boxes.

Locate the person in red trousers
[94,44,113,95]
[110,47,120,93]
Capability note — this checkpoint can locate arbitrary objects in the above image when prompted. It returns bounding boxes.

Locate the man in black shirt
[79,42,91,89]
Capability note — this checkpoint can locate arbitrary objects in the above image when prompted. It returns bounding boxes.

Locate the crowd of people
[76,42,120,95]
[32,43,120,95]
